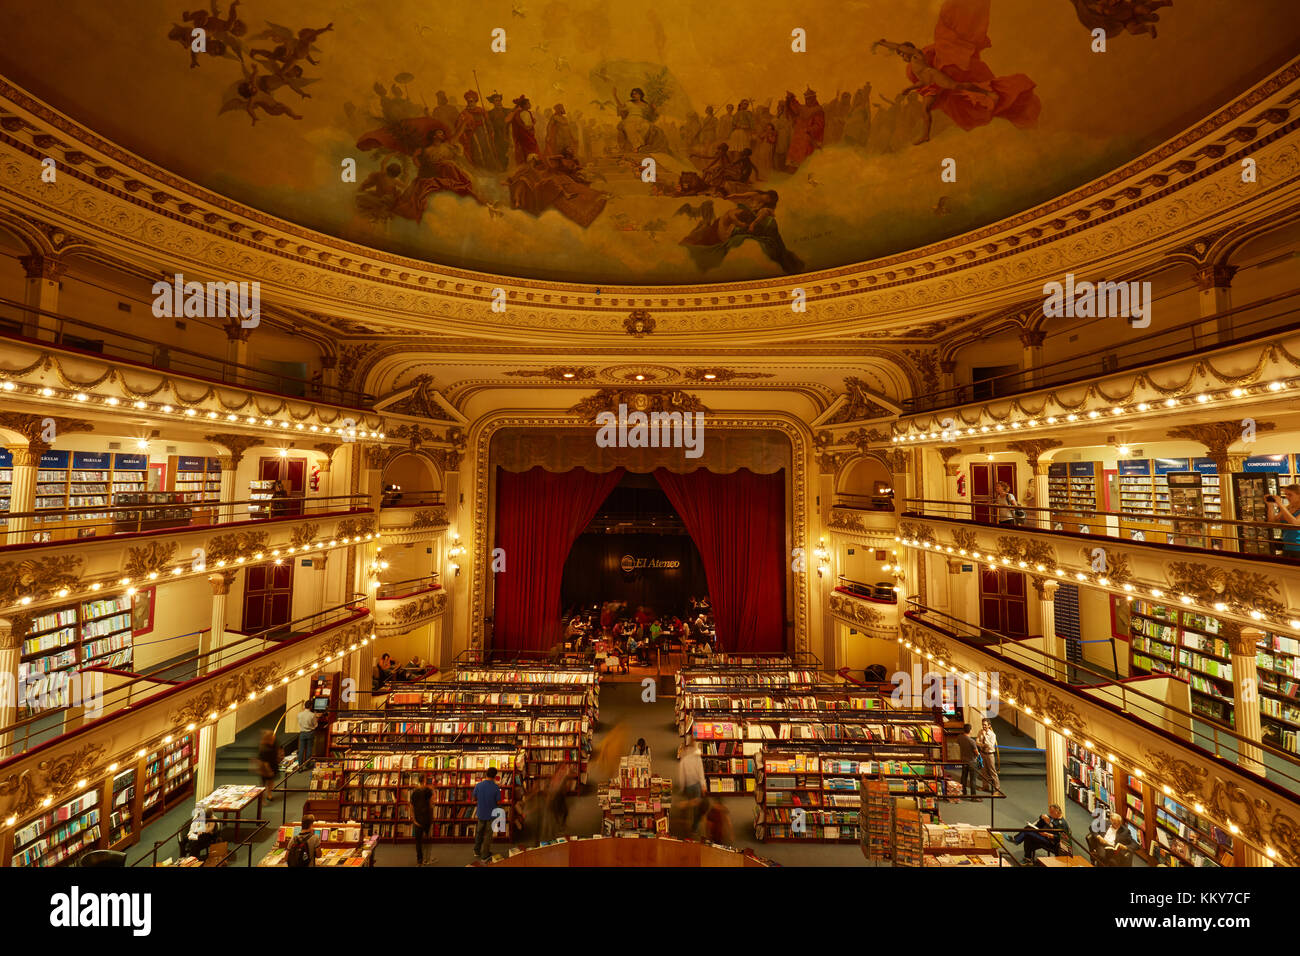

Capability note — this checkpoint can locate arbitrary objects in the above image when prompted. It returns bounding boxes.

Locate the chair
[77,850,126,868]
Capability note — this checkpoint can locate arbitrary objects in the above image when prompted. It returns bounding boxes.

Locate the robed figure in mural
[393,126,483,221]
[873,0,1040,146]
[456,90,499,171]
[783,89,825,168]
[505,95,540,166]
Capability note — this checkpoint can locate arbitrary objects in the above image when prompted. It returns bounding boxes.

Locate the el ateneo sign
[621,554,682,572]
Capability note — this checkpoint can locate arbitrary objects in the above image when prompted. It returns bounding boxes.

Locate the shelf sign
[1242,455,1289,473]
[72,451,111,469]
[1153,458,1190,475]
[39,450,70,468]
[0,448,10,467]
[1118,459,1151,476]
[1048,463,1068,477]
[1068,462,1096,477]
[207,457,223,473]
[176,455,205,471]
[1192,458,1219,475]
[113,453,148,470]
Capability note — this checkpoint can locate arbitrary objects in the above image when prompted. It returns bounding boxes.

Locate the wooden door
[258,456,307,517]
[241,562,295,633]
[979,567,1028,638]
[971,462,1018,524]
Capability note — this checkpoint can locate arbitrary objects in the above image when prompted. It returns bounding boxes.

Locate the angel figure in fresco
[1066,0,1173,39]
[168,1,247,68]
[873,0,1040,146]
[219,62,304,124]
[250,21,334,70]
[677,189,803,275]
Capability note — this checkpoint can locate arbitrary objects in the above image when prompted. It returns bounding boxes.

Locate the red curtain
[492,466,625,653]
[653,468,786,652]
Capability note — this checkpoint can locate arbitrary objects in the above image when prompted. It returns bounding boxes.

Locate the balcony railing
[904,600,1300,796]
[833,493,895,512]
[835,577,898,603]
[379,490,444,508]
[376,575,440,600]
[0,295,374,408]
[901,289,1300,414]
[0,595,367,759]
[902,497,1300,564]
[0,494,369,549]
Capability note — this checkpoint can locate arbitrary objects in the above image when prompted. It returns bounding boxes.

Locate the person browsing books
[286,814,322,868]
[954,724,981,801]
[410,774,434,866]
[977,718,999,793]
[296,705,318,771]
[678,734,707,830]
[473,767,501,862]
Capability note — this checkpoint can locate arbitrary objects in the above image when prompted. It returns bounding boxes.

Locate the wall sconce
[814,538,830,577]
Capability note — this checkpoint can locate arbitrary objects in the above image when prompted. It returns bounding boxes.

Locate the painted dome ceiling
[1,0,1296,286]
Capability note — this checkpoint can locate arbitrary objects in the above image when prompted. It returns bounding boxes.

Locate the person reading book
[1009,805,1070,863]
[473,767,501,862]
[1086,812,1134,866]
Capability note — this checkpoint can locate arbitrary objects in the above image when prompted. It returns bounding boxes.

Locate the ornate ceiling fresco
[0,0,1296,286]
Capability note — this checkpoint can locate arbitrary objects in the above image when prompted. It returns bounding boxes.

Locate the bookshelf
[859,777,893,862]
[1129,600,1234,724]
[1065,741,1114,815]
[11,791,102,867]
[1254,629,1300,755]
[167,455,222,503]
[248,478,276,518]
[112,491,192,532]
[34,450,70,524]
[598,756,672,836]
[0,447,10,528]
[80,593,133,670]
[1152,795,1233,867]
[142,734,195,820]
[108,768,137,849]
[18,602,79,714]
[893,799,924,866]
[109,453,149,500]
[1046,461,1103,533]
[331,709,590,792]
[753,720,949,843]
[327,746,524,842]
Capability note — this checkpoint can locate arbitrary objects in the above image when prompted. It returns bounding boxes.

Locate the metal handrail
[901,289,1300,413]
[379,490,445,508]
[903,600,1300,795]
[901,496,1300,561]
[0,294,375,408]
[1,494,370,544]
[0,596,369,758]
[376,575,440,600]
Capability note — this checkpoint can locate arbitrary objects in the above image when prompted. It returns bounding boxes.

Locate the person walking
[296,703,319,771]
[955,723,981,801]
[678,734,707,831]
[256,729,280,801]
[992,480,1020,527]
[473,766,501,862]
[409,774,435,865]
[977,718,999,793]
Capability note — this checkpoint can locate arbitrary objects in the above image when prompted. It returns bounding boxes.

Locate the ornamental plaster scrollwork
[0,555,82,606]
[124,541,178,579]
[0,742,108,820]
[206,530,268,564]
[828,593,885,628]
[166,664,282,727]
[336,518,377,539]
[1164,562,1289,618]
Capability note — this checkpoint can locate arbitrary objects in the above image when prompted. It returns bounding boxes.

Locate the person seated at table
[398,655,424,681]
[1009,804,1071,863]
[1086,811,1134,865]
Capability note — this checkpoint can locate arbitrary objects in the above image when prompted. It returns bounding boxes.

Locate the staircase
[213,708,288,777]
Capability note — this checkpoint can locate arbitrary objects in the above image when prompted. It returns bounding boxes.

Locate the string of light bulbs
[894,534,1300,636]
[891,378,1297,445]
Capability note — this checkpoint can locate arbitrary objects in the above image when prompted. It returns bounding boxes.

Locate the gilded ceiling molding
[1167,420,1277,466]
[288,524,320,549]
[206,530,269,565]
[682,367,774,382]
[502,366,598,382]
[937,446,964,476]
[1,65,1297,341]
[374,374,452,421]
[1004,439,1063,470]
[993,536,1058,569]
[468,412,813,657]
[567,388,708,418]
[123,541,178,579]
[0,413,93,454]
[203,433,263,468]
[1164,562,1288,618]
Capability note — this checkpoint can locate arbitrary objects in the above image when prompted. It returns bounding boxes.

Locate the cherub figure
[250,21,334,69]
[219,63,304,124]
[169,1,247,67]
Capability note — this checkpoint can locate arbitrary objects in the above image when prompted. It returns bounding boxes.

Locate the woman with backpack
[993,480,1023,527]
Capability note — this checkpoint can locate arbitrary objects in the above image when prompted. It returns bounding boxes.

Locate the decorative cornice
[206,530,269,565]
[1005,439,1063,470]
[0,555,82,606]
[203,433,263,468]
[123,541,177,579]
[567,388,708,418]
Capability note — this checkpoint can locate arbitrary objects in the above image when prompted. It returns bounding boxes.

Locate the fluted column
[1231,624,1265,777]
[5,446,38,545]
[1045,727,1066,812]
[0,613,29,758]
[208,570,239,748]
[18,254,64,341]
[223,321,252,384]
[1035,578,1065,681]
[1034,461,1051,530]
[217,455,237,525]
